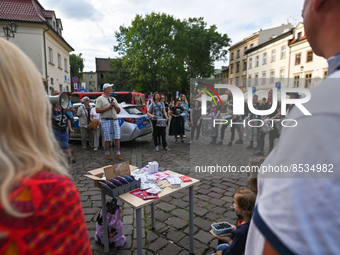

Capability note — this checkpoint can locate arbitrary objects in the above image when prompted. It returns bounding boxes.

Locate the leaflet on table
[130,189,159,200]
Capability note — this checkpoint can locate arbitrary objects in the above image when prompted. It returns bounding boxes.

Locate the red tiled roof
[96,58,114,72]
[0,0,46,22]
[289,35,307,45]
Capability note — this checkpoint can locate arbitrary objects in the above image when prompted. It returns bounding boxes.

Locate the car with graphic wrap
[70,102,151,142]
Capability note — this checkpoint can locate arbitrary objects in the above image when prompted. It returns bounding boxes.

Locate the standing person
[246,1,340,254]
[147,92,170,151]
[169,99,185,143]
[246,94,261,149]
[66,92,75,127]
[52,103,76,164]
[76,96,93,149]
[0,38,91,255]
[91,102,105,151]
[188,100,202,143]
[180,94,189,128]
[95,83,123,160]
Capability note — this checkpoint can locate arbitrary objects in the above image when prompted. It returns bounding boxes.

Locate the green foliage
[113,12,230,97]
[70,53,84,82]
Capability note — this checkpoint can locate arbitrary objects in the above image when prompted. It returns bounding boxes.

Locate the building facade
[83,72,98,92]
[0,0,74,95]
[96,58,114,91]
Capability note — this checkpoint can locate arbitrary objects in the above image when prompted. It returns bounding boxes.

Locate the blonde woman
[0,38,91,254]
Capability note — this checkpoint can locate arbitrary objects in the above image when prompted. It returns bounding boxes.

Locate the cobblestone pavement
[70,126,270,254]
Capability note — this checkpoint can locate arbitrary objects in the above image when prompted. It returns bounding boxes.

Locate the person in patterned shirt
[0,38,91,254]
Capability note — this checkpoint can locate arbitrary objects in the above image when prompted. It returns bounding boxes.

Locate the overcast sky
[38,0,304,72]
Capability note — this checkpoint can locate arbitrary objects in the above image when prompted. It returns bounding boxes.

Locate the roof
[289,35,307,45]
[0,0,73,51]
[96,58,114,72]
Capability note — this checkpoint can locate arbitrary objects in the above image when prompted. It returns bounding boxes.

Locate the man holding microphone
[96,83,123,160]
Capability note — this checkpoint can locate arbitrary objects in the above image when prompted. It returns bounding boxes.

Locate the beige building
[229,23,292,92]
[288,22,328,89]
[0,0,74,95]
[83,72,98,92]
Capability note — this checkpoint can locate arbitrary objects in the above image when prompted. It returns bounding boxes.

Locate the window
[263,53,267,65]
[295,54,301,65]
[244,46,247,56]
[89,74,92,78]
[255,75,258,86]
[280,69,285,79]
[231,53,234,60]
[236,77,239,86]
[248,75,252,87]
[297,32,302,40]
[230,78,233,85]
[305,74,312,88]
[58,54,61,68]
[271,50,276,62]
[64,58,68,72]
[48,48,53,64]
[51,78,54,85]
[307,50,313,62]
[270,71,275,83]
[230,64,234,74]
[294,76,300,87]
[243,60,247,71]
[249,58,252,69]
[237,50,240,58]
[255,56,259,67]
[89,81,92,86]
[243,76,247,87]
[324,71,327,78]
[100,74,104,79]
[262,72,266,85]
[59,85,62,92]
[236,62,240,73]
[281,46,286,59]
[250,44,254,48]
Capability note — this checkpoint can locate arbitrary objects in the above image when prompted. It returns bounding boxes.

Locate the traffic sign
[252,87,256,94]
[275,82,281,90]
[72,76,79,83]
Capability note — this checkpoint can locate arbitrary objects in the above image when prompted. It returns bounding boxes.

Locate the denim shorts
[53,129,69,150]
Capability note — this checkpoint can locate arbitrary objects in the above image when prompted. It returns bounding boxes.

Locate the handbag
[152,102,167,127]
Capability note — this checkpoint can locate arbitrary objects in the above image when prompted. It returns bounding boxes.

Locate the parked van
[71,92,147,113]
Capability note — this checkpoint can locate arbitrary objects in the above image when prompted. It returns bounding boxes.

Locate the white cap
[103,83,114,91]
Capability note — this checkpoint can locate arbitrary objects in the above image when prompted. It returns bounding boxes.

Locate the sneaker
[188,141,193,144]
[155,146,159,152]
[227,141,233,146]
[235,139,243,144]
[217,141,223,145]
[105,155,112,160]
[183,135,187,138]
[94,147,98,151]
[164,146,170,151]
[117,154,123,161]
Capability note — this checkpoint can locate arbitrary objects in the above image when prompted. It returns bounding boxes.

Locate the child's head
[233,188,256,223]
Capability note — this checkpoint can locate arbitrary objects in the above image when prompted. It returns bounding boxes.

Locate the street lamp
[3,21,18,40]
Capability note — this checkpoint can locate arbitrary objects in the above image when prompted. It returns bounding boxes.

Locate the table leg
[101,191,109,253]
[136,208,143,255]
[189,186,194,255]
[151,203,155,230]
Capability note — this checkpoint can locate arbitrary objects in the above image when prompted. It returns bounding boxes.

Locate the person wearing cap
[95,83,123,160]
[77,96,94,149]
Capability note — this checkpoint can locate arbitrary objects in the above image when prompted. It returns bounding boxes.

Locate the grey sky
[38,0,304,71]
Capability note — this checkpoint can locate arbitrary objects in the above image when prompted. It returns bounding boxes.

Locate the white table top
[118,170,200,209]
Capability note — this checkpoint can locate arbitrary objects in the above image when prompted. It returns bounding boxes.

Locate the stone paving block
[159,243,183,255]
[165,217,188,229]
[123,208,134,215]
[171,208,189,220]
[147,237,168,252]
[84,214,94,222]
[194,206,208,217]
[169,199,188,208]
[83,207,100,215]
[194,218,212,231]
[82,191,101,196]
[209,198,226,207]
[197,189,210,195]
[183,225,198,235]
[160,196,172,202]
[210,206,226,215]
[156,202,176,212]
[209,192,223,199]
[195,200,208,208]
[146,229,158,242]
[132,249,146,255]
[123,215,134,225]
[123,224,133,235]
[196,194,211,201]
[82,201,92,208]
[210,187,226,194]
[124,235,132,249]
[194,230,214,243]
[210,238,219,249]
[80,195,89,202]
[221,196,234,203]
[132,239,146,250]
[177,236,208,255]
[205,213,220,222]
[155,210,171,221]
[166,229,186,243]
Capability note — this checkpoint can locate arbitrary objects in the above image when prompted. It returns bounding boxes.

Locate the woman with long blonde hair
[0,38,91,254]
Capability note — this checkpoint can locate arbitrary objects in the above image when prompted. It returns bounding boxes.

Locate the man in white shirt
[246,1,340,254]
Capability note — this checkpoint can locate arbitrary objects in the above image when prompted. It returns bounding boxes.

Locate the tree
[114,12,230,97]
[70,53,84,90]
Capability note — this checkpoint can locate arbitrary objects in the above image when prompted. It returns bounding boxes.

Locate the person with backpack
[147,92,170,151]
[77,96,94,149]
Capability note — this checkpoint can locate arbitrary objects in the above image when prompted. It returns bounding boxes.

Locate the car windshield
[124,106,145,115]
